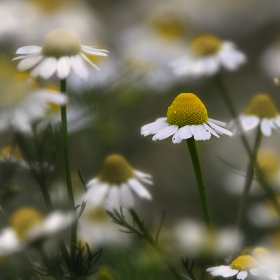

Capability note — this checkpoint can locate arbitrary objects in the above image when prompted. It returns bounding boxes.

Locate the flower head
[239,93,280,136]
[84,154,152,209]
[169,33,246,78]
[141,93,232,142]
[13,28,108,80]
[207,255,277,280]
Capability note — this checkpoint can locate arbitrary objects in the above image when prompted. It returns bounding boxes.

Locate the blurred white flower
[0,207,75,256]
[13,28,108,80]
[84,154,152,210]
[141,93,232,142]
[169,33,246,78]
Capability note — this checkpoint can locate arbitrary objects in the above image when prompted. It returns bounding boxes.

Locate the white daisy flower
[0,72,67,133]
[238,93,280,136]
[84,154,152,209]
[13,28,108,80]
[0,207,75,256]
[207,255,279,280]
[169,33,246,78]
[141,93,233,142]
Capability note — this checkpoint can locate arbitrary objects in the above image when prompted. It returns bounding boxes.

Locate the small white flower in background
[207,254,279,280]
[0,207,75,256]
[13,28,108,80]
[169,33,246,78]
[84,154,152,209]
[0,73,67,133]
[141,93,232,142]
[235,93,280,136]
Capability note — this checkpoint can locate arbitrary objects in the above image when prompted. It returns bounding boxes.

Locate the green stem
[186,138,212,230]
[60,79,77,259]
[129,209,183,280]
[235,125,262,231]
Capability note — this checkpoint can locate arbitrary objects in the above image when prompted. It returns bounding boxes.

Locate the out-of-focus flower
[174,219,242,258]
[235,93,280,136]
[118,9,190,93]
[141,93,232,142]
[207,255,279,280]
[0,207,75,256]
[225,149,280,196]
[84,154,152,209]
[0,72,67,133]
[169,33,246,78]
[13,28,108,80]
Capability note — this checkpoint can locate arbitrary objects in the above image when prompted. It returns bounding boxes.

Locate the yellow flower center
[190,34,222,56]
[230,255,258,271]
[98,154,134,184]
[151,11,188,41]
[87,206,107,222]
[252,247,270,260]
[9,207,43,239]
[42,28,82,58]
[167,93,208,126]
[0,145,22,162]
[30,0,65,11]
[245,93,279,118]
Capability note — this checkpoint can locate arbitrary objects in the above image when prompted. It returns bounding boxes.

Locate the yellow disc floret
[98,154,134,184]
[191,34,222,56]
[245,93,279,118]
[167,93,208,126]
[42,28,82,58]
[10,207,43,239]
[230,255,258,271]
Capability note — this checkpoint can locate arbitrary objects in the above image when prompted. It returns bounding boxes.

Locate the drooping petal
[57,56,71,79]
[260,119,272,136]
[237,271,248,280]
[141,118,169,136]
[38,57,57,79]
[172,129,183,143]
[128,178,152,200]
[152,125,178,141]
[17,55,43,71]
[203,123,220,138]
[208,121,233,136]
[191,125,211,140]
[120,184,134,208]
[240,115,260,131]
[179,125,192,139]
[16,46,42,55]
[70,55,89,80]
[81,53,100,71]
[134,170,153,185]
[106,186,120,209]
[86,184,108,205]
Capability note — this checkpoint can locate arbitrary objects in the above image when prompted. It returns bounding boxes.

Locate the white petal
[141,118,169,136]
[134,170,153,185]
[71,55,89,80]
[208,121,233,136]
[81,53,100,71]
[106,186,120,209]
[38,57,57,79]
[203,123,220,138]
[240,116,260,131]
[17,55,43,71]
[172,129,183,143]
[179,125,192,139]
[32,90,67,105]
[261,119,272,136]
[86,184,108,205]
[81,45,109,55]
[237,271,248,280]
[207,118,227,126]
[249,268,260,276]
[152,125,178,141]
[16,46,42,55]
[190,125,211,140]
[128,178,152,200]
[120,184,134,208]
[57,56,71,79]
[201,57,219,75]
[221,268,239,277]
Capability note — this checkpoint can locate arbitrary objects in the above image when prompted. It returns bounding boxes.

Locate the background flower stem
[60,79,77,259]
[186,138,212,230]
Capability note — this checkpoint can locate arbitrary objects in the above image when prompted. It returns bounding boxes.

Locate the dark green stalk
[186,138,212,230]
[60,79,77,259]
[235,125,262,231]
[129,209,183,280]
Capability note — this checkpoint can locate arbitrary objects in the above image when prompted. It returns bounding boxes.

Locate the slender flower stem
[60,79,77,259]
[186,138,212,230]
[129,208,183,280]
[214,74,280,215]
[235,125,262,231]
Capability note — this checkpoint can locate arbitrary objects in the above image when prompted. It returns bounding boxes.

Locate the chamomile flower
[13,28,108,80]
[84,154,152,209]
[141,93,232,142]
[238,93,280,136]
[207,255,279,280]
[169,33,246,78]
[0,207,75,256]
